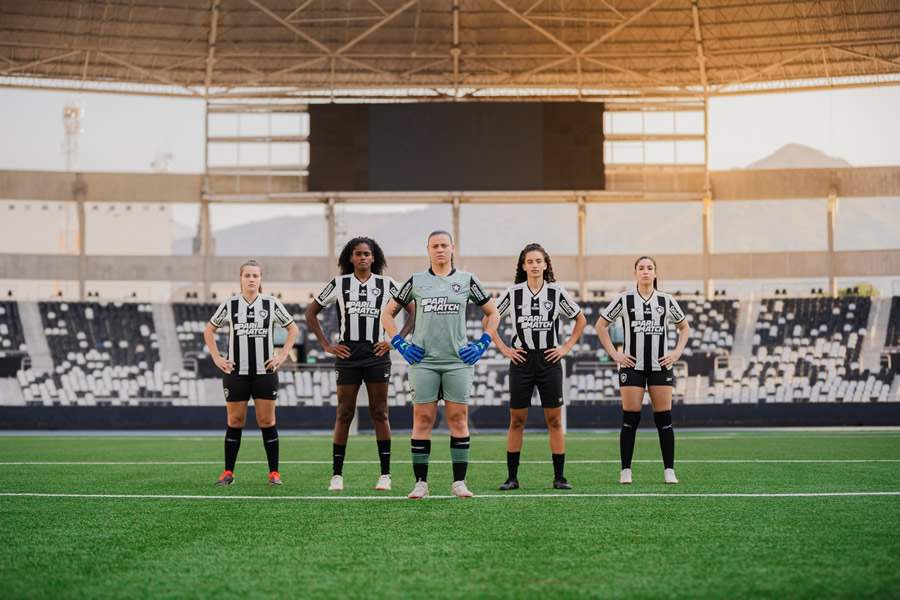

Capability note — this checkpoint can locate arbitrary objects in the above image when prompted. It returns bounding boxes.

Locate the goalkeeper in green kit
[381,230,500,499]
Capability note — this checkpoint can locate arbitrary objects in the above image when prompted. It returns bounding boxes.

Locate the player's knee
[256,414,276,428]
[336,406,355,426]
[509,415,527,430]
[227,415,246,428]
[546,414,562,430]
[368,405,389,424]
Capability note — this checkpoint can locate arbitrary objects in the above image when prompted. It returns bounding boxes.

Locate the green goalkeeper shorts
[409,364,474,405]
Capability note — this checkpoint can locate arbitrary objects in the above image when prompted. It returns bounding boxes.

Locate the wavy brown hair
[515,243,556,284]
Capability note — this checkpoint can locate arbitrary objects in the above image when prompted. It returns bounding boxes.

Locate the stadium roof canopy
[2,0,900,101]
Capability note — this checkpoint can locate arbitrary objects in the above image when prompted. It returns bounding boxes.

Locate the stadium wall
[3,403,899,430]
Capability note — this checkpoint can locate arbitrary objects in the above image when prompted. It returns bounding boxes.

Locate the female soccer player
[205,259,299,486]
[488,243,586,490]
[595,256,690,484]
[305,237,414,492]
[381,230,500,499]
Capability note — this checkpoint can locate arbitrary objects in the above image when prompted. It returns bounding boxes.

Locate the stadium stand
[16,302,197,406]
[886,296,900,349]
[3,295,897,407]
[709,296,893,404]
[0,301,28,377]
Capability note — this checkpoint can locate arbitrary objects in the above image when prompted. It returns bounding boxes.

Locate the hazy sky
[1,84,899,232]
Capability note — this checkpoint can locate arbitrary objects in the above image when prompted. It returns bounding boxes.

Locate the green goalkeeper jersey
[393,268,491,367]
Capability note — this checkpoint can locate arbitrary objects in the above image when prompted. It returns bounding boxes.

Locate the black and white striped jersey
[315,274,399,344]
[599,286,686,371]
[209,294,295,376]
[496,282,582,350]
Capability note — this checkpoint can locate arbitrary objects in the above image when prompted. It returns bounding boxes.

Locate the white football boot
[375,474,392,491]
[407,480,429,499]
[328,474,344,491]
[451,480,474,498]
[619,468,633,485]
[664,468,679,484]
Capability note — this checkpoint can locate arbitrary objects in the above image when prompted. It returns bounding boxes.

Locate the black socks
[620,410,641,469]
[224,426,242,472]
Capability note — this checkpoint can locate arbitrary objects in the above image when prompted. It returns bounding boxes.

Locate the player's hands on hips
[458,333,492,365]
[325,343,352,359]
[265,351,289,372]
[544,343,573,364]
[499,344,527,365]
[373,341,391,357]
[611,350,636,369]
[391,335,425,365]
[213,355,235,374]
[659,351,681,369]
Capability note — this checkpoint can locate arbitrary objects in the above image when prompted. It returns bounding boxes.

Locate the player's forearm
[280,324,299,356]
[397,305,415,338]
[381,312,399,338]
[203,326,221,359]
[595,322,617,357]
[304,305,331,349]
[564,314,587,349]
[674,324,691,355]
[483,308,500,336]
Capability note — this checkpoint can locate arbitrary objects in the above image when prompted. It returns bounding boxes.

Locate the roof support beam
[492,0,578,56]
[0,50,80,75]
[580,0,665,55]
[204,0,221,91]
[691,0,708,92]
[830,45,900,71]
[245,0,331,55]
[95,51,202,95]
[334,0,418,56]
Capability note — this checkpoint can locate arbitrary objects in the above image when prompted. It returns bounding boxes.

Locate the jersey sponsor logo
[396,280,413,303]
[470,281,487,302]
[233,322,269,337]
[517,315,553,330]
[345,300,381,317]
[421,297,461,314]
[631,321,665,335]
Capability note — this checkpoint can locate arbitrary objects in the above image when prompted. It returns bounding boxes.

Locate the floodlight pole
[74,175,87,301]
[452,196,461,260]
[326,197,337,275]
[577,195,587,299]
[827,186,838,297]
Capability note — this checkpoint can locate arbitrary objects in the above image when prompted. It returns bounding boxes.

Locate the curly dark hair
[514,243,556,284]
[338,237,386,275]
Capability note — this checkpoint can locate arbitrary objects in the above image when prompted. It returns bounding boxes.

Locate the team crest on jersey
[372,287,381,297]
[544,301,553,310]
[656,306,664,314]
[451,283,462,294]
[258,309,268,319]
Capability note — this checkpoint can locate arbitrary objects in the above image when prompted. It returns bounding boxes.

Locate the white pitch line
[0,491,898,501]
[1,459,899,466]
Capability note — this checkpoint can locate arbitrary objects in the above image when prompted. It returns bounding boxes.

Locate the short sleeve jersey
[392,268,490,367]
[209,294,295,375]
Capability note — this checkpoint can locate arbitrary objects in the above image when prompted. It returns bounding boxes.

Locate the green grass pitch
[2,430,899,599]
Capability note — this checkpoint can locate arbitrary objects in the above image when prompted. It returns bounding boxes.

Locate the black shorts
[223,372,279,402]
[619,367,675,389]
[336,341,392,386]
[509,351,564,409]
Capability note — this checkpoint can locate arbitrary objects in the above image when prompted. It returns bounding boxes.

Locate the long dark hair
[338,237,386,275]
[427,230,454,268]
[634,255,658,290]
[515,243,556,284]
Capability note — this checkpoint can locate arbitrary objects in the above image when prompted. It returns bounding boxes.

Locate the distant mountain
[746,143,851,169]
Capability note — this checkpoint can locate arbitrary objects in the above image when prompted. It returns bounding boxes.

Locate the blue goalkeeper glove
[391,334,425,365]
[458,333,492,365]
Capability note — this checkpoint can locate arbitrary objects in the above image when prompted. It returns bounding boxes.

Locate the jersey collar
[428,267,456,277]
[634,284,657,304]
